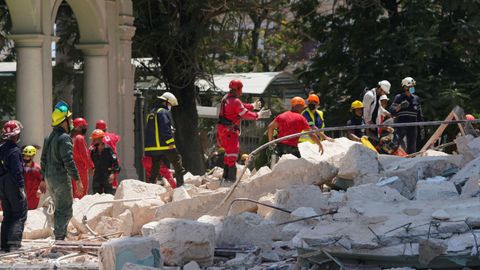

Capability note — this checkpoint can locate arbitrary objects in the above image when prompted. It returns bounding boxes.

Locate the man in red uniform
[71,118,94,198]
[216,79,272,182]
[22,146,46,210]
[95,120,121,188]
[267,97,324,158]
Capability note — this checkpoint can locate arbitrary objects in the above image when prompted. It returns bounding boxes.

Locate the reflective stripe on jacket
[144,106,176,152]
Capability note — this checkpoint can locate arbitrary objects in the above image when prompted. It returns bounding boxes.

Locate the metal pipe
[53,252,82,268]
[227,198,292,216]
[276,210,338,226]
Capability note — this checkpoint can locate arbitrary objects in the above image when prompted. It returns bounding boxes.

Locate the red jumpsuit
[72,134,94,198]
[103,132,121,188]
[216,93,258,167]
[24,162,43,210]
[142,156,176,188]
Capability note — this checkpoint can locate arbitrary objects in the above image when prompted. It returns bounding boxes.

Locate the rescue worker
[346,101,365,142]
[71,118,93,198]
[41,101,83,240]
[144,92,187,187]
[90,129,120,194]
[95,120,120,189]
[390,77,424,154]
[142,156,176,188]
[301,94,333,142]
[216,79,271,182]
[22,145,46,210]
[465,114,479,135]
[267,97,323,158]
[376,95,391,137]
[362,80,391,135]
[0,120,27,252]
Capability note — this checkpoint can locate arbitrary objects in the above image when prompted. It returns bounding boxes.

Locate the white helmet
[378,80,391,94]
[158,92,178,107]
[401,77,416,87]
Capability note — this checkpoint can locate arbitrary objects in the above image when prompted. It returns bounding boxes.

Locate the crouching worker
[22,145,46,210]
[0,120,27,252]
[90,129,120,195]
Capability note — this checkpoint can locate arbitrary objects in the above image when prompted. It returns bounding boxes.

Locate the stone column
[10,34,46,150]
[76,44,110,131]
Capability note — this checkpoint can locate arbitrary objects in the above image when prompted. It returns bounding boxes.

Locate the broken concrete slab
[142,218,215,267]
[22,208,53,239]
[71,193,114,234]
[337,144,379,180]
[415,177,458,201]
[172,186,191,202]
[451,156,480,186]
[183,261,201,270]
[118,209,134,236]
[455,135,480,162]
[184,173,202,187]
[345,184,407,203]
[217,212,283,251]
[121,263,160,270]
[95,216,123,236]
[197,215,224,240]
[99,236,162,270]
[461,177,480,198]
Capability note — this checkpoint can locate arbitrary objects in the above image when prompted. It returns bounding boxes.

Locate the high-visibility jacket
[299,108,324,143]
[144,105,176,153]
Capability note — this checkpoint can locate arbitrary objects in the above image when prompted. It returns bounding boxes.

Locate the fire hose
[211,118,480,214]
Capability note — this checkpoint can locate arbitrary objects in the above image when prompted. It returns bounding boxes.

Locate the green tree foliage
[293,0,480,126]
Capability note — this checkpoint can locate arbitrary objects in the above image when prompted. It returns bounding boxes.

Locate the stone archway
[4,0,136,179]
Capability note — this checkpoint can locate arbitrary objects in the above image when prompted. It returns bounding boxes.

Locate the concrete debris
[418,239,447,266]
[460,177,480,198]
[183,261,201,270]
[455,135,480,162]
[171,186,191,202]
[141,218,215,267]
[184,172,202,187]
[122,263,161,270]
[22,208,53,239]
[415,177,458,201]
[451,155,480,186]
[71,193,115,234]
[337,144,379,180]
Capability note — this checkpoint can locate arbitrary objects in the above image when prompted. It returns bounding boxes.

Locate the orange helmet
[290,97,306,108]
[307,94,320,104]
[466,114,475,121]
[91,129,105,140]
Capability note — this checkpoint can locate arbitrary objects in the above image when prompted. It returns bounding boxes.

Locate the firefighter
[0,120,27,252]
[144,92,186,187]
[22,145,46,210]
[90,129,120,194]
[216,79,271,182]
[41,101,82,240]
[300,94,333,142]
[142,156,176,188]
[346,100,365,142]
[95,120,120,189]
[71,118,93,198]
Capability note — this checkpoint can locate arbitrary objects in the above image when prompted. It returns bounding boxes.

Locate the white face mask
[167,105,172,110]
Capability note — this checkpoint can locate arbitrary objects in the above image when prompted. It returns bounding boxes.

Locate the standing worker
[346,101,366,142]
[0,120,27,252]
[144,92,187,187]
[22,145,46,210]
[362,80,391,136]
[217,79,271,182]
[390,77,424,154]
[301,94,333,142]
[71,118,93,198]
[41,101,83,240]
[267,97,323,158]
[90,129,120,194]
[95,120,120,189]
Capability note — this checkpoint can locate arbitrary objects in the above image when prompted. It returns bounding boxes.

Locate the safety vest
[144,108,176,152]
[299,109,325,143]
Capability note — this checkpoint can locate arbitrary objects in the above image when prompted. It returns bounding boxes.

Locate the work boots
[226,166,237,182]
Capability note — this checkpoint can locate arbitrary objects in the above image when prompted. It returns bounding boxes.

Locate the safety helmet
[290,97,306,108]
[22,145,37,157]
[379,95,389,102]
[91,129,105,140]
[466,114,475,121]
[96,120,107,131]
[158,92,179,107]
[73,118,88,129]
[2,120,23,139]
[378,80,391,94]
[241,154,249,161]
[307,94,320,104]
[229,79,243,96]
[351,100,364,110]
[401,77,416,88]
[52,101,72,127]
[218,147,225,153]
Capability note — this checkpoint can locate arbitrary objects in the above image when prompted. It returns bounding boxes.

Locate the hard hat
[290,97,306,108]
[351,100,364,110]
[379,95,389,101]
[52,101,73,127]
[158,92,179,107]
[378,80,391,94]
[218,147,225,153]
[96,120,107,131]
[2,120,23,139]
[241,154,249,161]
[91,129,105,140]
[307,94,320,104]
[229,79,243,96]
[22,145,37,157]
[466,114,475,121]
[401,77,416,88]
[73,117,88,129]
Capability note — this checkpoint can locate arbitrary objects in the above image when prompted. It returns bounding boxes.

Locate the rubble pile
[3,135,480,269]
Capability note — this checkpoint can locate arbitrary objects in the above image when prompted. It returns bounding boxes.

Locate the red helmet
[96,120,107,131]
[466,114,475,121]
[73,117,88,129]
[2,120,23,139]
[229,79,243,96]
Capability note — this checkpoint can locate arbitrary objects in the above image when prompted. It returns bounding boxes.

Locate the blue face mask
[409,87,416,94]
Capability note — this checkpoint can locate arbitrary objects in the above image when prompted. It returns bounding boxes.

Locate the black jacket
[144,104,176,154]
[390,93,424,123]
[0,140,24,188]
[91,144,120,181]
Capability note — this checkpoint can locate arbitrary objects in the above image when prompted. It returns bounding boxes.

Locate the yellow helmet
[52,101,73,126]
[22,145,37,157]
[241,154,249,161]
[351,100,364,110]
